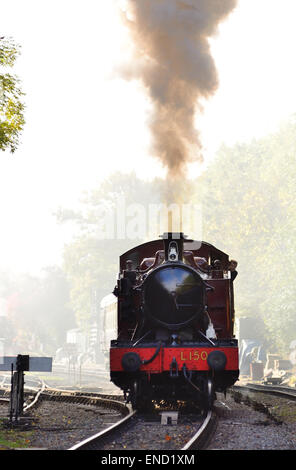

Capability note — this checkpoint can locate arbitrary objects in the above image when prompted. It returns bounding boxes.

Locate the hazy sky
[1,0,296,273]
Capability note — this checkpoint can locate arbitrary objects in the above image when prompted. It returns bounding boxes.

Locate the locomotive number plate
[163,347,238,371]
[179,350,208,361]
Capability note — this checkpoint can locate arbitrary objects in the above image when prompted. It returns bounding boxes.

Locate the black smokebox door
[144,266,204,328]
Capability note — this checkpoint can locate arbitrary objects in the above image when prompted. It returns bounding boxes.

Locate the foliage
[197,116,296,354]
[0,424,32,449]
[0,37,25,153]
[59,172,166,329]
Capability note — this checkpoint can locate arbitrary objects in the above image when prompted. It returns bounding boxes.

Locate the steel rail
[0,376,45,411]
[23,379,46,412]
[233,383,296,401]
[181,410,217,450]
[68,407,136,450]
[41,382,123,402]
[40,389,128,417]
[0,378,125,415]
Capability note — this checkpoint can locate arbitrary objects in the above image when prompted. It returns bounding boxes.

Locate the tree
[58,172,166,329]
[0,37,25,153]
[197,116,296,354]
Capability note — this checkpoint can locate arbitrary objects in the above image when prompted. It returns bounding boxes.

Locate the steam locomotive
[110,233,239,410]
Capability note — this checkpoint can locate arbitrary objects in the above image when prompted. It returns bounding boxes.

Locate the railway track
[233,382,296,400]
[2,373,295,451]
[40,387,129,416]
[181,409,217,450]
[0,372,218,450]
[69,407,136,450]
[0,374,46,414]
[230,382,296,426]
[69,406,217,451]
[207,385,296,450]
[0,375,128,421]
[38,382,296,450]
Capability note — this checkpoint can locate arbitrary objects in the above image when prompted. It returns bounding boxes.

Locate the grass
[0,420,34,450]
[270,403,296,424]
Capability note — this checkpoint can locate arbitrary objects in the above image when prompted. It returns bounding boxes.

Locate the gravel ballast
[208,391,296,450]
[1,386,296,450]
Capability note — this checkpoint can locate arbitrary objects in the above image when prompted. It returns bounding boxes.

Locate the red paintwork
[110,346,239,373]
[207,279,232,338]
[120,240,229,272]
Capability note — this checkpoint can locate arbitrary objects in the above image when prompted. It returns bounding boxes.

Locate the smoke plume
[119,0,237,179]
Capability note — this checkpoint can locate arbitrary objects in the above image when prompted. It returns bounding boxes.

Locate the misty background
[1,0,296,358]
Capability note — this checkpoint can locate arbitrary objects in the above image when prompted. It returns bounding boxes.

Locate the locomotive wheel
[129,379,153,411]
[129,380,138,409]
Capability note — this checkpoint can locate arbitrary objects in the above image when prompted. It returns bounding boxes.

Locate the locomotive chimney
[161,232,186,262]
